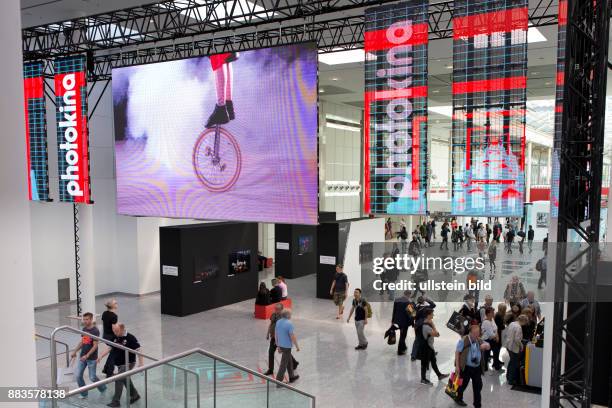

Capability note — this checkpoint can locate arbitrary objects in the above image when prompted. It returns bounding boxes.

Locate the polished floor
[35,245,544,408]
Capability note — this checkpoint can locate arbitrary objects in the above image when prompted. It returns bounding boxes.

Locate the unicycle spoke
[193,126,242,192]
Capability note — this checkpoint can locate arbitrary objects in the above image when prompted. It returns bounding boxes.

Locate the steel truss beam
[550,0,610,406]
[24,0,558,79]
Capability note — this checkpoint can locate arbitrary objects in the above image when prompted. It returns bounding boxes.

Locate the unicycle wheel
[193,127,242,192]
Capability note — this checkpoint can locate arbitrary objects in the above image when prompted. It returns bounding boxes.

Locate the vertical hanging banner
[364,0,428,215]
[23,61,51,201]
[451,0,528,216]
[550,0,567,219]
[54,55,92,203]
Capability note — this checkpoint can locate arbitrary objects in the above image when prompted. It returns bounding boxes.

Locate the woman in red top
[206,53,238,128]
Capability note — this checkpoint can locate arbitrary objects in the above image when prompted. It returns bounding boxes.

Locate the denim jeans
[507,351,520,385]
[75,359,107,396]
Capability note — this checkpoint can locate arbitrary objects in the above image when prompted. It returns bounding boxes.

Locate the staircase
[38,326,315,408]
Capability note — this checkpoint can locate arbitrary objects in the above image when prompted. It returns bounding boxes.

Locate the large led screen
[112,43,318,224]
[451,0,528,217]
[364,1,429,215]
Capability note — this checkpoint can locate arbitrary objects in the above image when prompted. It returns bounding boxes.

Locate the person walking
[411,296,436,360]
[101,299,118,377]
[527,225,535,253]
[330,264,349,319]
[536,255,547,289]
[453,325,490,407]
[347,288,368,350]
[486,224,492,244]
[440,222,450,250]
[274,310,300,384]
[487,242,497,278]
[399,225,408,253]
[418,309,448,385]
[98,323,143,407]
[71,312,107,399]
[264,303,297,376]
[431,219,437,240]
[505,227,515,254]
[504,315,529,385]
[392,290,415,355]
[493,303,507,370]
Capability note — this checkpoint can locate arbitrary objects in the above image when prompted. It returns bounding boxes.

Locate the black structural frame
[73,204,82,316]
[22,0,558,80]
[550,0,611,406]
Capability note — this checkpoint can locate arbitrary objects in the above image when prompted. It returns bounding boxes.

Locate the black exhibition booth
[274,223,317,279]
[160,222,258,317]
[315,218,355,299]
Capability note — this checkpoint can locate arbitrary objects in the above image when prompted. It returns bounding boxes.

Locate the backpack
[365,301,373,319]
[535,258,543,272]
[400,228,408,240]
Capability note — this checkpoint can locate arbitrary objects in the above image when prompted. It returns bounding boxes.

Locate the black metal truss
[24,0,558,79]
[73,204,82,316]
[550,0,610,406]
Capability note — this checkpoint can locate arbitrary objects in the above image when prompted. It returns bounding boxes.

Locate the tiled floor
[35,243,545,408]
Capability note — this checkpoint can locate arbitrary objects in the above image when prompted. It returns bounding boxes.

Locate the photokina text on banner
[57,73,83,198]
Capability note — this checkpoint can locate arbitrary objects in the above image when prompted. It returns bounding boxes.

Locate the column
[78,204,97,317]
[525,142,533,202]
[0,0,38,403]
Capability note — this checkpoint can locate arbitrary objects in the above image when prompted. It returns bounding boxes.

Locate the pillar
[525,142,533,202]
[78,204,97,317]
[0,0,39,403]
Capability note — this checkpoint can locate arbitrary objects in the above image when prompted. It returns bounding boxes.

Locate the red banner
[54,56,92,204]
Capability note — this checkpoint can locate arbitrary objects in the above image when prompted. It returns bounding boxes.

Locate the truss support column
[75,204,96,318]
[548,0,611,406]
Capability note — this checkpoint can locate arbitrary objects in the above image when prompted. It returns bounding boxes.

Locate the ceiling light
[319,89,325,93]
[319,49,365,65]
[527,27,547,43]
[531,72,540,76]
[433,89,440,94]
[545,82,552,86]
[330,77,339,81]
[445,65,453,69]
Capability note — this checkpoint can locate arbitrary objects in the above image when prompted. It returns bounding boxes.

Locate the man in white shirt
[480,306,498,371]
[504,314,528,385]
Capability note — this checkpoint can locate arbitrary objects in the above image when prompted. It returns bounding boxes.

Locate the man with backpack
[453,325,490,407]
[536,255,547,289]
[347,288,370,350]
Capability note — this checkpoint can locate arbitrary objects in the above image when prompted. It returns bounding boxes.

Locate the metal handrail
[35,333,70,367]
[50,325,200,408]
[190,348,316,403]
[64,347,315,407]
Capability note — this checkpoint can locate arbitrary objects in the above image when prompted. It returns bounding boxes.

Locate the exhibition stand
[159,222,258,317]
[274,224,317,279]
[316,217,385,299]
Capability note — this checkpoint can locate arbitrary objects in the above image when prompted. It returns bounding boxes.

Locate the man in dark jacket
[391,291,415,355]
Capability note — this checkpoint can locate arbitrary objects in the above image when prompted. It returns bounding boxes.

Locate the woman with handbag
[418,309,448,385]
